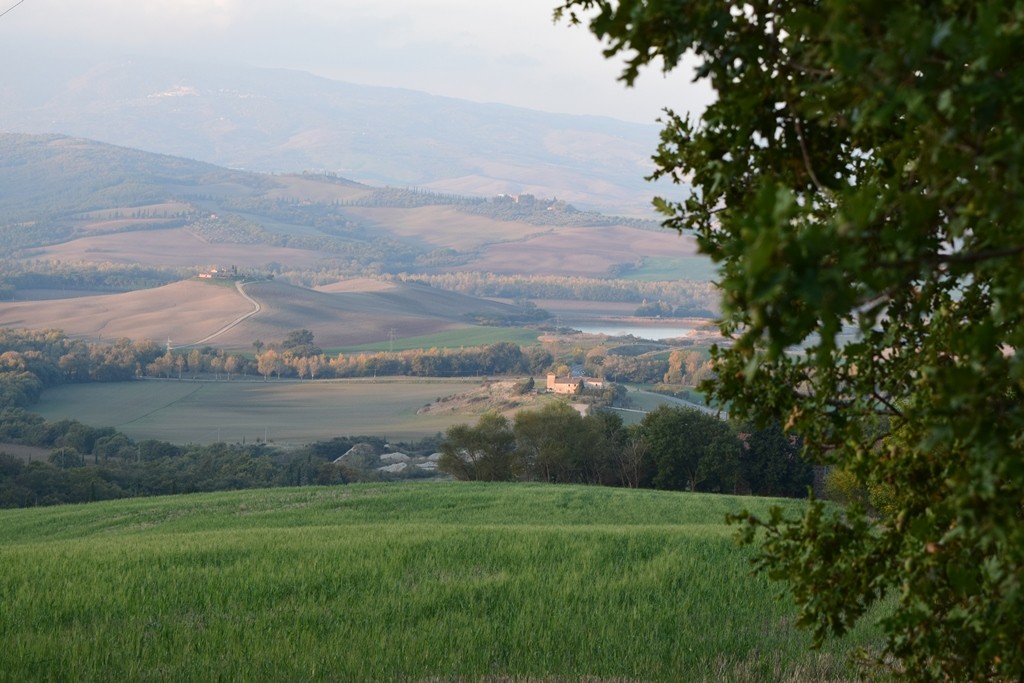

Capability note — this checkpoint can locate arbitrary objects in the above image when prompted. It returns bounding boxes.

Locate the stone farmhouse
[546,372,605,395]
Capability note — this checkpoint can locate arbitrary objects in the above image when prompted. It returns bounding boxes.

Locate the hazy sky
[0,0,713,124]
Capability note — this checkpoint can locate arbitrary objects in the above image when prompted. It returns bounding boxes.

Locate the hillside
[0,133,717,345]
[0,56,668,215]
[0,133,692,278]
[0,277,529,350]
[0,280,247,345]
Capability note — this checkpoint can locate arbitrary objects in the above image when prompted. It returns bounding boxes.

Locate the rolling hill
[0,132,692,277]
[0,277,530,350]
[0,55,669,215]
[0,133,715,346]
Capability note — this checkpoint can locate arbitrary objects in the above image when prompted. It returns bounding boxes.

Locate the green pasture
[607,389,718,427]
[625,255,717,282]
[334,326,542,353]
[31,378,486,445]
[0,483,880,681]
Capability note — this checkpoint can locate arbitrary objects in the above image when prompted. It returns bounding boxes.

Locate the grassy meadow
[31,378,488,445]
[624,256,717,283]
[334,326,542,353]
[0,483,879,681]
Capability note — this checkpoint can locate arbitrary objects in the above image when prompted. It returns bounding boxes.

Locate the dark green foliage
[407,271,718,311]
[438,412,520,481]
[0,261,180,295]
[638,405,741,493]
[736,421,812,498]
[0,415,399,507]
[513,376,535,395]
[558,0,1024,678]
[514,402,612,484]
[280,328,322,358]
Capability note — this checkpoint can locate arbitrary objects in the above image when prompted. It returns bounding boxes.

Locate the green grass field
[31,378,488,445]
[0,483,879,681]
[333,326,542,353]
[624,256,718,282]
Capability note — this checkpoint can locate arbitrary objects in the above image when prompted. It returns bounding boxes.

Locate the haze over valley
[0,132,714,350]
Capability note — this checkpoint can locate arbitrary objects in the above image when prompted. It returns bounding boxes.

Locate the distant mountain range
[0,132,712,347]
[0,55,672,215]
[0,132,692,280]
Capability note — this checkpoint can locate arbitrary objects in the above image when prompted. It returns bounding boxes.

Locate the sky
[0,0,713,125]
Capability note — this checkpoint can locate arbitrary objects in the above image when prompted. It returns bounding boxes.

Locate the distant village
[197,266,272,281]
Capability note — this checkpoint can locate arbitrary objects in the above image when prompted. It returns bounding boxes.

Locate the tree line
[0,407,438,508]
[0,328,723,424]
[396,271,719,311]
[0,328,563,410]
[438,402,812,498]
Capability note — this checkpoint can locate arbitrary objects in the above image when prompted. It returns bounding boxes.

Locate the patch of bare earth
[342,206,546,250]
[31,227,329,268]
[0,280,249,344]
[456,226,698,277]
[417,380,546,419]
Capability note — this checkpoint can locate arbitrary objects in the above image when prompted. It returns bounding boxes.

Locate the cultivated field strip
[0,483,880,681]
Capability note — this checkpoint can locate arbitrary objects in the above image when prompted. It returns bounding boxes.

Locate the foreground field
[31,378,488,444]
[0,483,878,681]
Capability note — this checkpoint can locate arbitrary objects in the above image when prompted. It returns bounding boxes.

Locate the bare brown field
[265,174,374,202]
[315,278,400,294]
[0,278,525,350]
[458,225,698,277]
[31,227,329,269]
[0,280,250,344]
[342,205,549,250]
[234,280,514,349]
[73,218,178,232]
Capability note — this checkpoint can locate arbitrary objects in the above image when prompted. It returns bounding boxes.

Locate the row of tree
[438,403,812,498]
[0,407,439,508]
[254,340,553,380]
[1,328,720,419]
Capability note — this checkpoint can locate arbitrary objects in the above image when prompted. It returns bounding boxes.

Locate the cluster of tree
[396,272,719,311]
[461,300,551,326]
[552,346,713,388]
[439,403,812,497]
[342,187,660,231]
[557,0,1024,677]
[0,134,271,220]
[588,352,674,385]
[633,299,716,319]
[0,328,268,406]
[254,340,553,380]
[0,329,161,408]
[342,187,488,209]
[185,211,422,269]
[0,220,75,256]
[0,260,182,299]
[0,408,441,508]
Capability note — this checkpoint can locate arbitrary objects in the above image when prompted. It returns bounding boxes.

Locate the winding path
[180,280,262,348]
